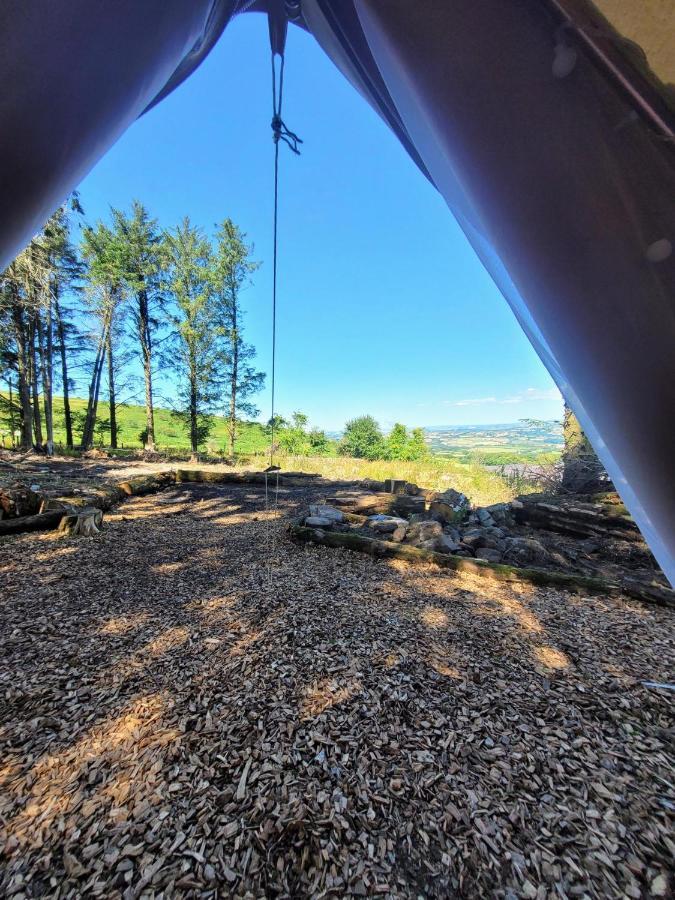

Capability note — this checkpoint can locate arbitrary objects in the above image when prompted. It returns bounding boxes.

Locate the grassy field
[0,396,269,455]
[268,454,538,507]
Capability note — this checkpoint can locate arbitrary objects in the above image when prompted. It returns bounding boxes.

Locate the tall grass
[268,454,542,507]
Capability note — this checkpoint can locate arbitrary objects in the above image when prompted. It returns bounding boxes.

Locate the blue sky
[77,13,562,432]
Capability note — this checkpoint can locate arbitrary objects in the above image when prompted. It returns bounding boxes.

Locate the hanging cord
[268,51,302,470]
[264,48,302,591]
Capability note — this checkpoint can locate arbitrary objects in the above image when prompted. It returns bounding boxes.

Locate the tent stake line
[288,523,675,609]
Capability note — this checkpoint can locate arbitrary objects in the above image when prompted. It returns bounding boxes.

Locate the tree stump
[57,507,104,536]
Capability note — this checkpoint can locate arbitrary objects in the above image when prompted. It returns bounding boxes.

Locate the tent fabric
[1,1,674,583]
[0,0,240,268]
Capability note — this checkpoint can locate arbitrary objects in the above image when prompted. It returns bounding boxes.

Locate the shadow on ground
[0,482,673,897]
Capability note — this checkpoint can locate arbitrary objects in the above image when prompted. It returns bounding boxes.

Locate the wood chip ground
[0,481,673,898]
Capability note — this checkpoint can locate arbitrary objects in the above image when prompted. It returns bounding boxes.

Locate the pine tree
[212,219,264,458]
[80,221,127,450]
[165,218,222,456]
[110,201,164,450]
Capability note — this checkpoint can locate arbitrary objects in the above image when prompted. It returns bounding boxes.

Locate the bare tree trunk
[29,316,43,449]
[8,376,17,445]
[36,307,54,455]
[10,299,32,449]
[54,295,73,448]
[138,287,155,450]
[228,318,238,459]
[189,353,198,457]
[106,327,117,449]
[80,327,107,450]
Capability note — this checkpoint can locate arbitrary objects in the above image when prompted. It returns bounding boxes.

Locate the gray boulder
[484,502,513,525]
[406,520,443,546]
[305,515,334,527]
[476,548,503,563]
[309,504,345,523]
[502,537,551,567]
[459,529,484,549]
[436,533,461,554]
[476,508,495,527]
[368,514,407,534]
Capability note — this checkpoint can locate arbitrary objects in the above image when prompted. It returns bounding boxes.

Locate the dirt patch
[0,480,673,897]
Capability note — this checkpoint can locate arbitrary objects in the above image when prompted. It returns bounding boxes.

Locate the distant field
[0,396,269,455]
[425,421,562,465]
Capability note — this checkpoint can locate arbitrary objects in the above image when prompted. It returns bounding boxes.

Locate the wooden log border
[0,469,320,538]
[288,524,675,609]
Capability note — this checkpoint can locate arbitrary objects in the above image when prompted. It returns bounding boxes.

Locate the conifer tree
[165,218,222,456]
[212,219,264,458]
[110,201,164,450]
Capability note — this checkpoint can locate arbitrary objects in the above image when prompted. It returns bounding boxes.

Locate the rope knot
[271,113,302,154]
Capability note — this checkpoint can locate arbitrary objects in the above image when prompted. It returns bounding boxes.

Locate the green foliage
[164,218,223,452]
[271,410,334,457]
[212,219,265,455]
[337,417,428,462]
[340,415,385,460]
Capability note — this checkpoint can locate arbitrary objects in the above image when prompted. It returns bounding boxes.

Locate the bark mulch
[0,482,673,898]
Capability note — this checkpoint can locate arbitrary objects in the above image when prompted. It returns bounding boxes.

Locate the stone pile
[300,483,643,571]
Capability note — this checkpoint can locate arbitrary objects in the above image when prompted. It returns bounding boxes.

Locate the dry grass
[270,454,533,506]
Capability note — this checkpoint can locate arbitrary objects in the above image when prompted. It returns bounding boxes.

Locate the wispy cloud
[447,397,497,407]
[444,387,559,407]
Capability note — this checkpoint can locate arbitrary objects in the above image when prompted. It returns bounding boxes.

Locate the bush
[339,415,385,460]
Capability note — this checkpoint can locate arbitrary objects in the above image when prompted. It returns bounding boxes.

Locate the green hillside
[0,396,269,455]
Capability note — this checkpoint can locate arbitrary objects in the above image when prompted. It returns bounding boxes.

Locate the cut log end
[57,508,104,537]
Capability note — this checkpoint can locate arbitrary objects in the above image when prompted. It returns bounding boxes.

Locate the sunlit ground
[0,481,672,897]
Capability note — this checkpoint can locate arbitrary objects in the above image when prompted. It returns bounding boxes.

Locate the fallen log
[0,509,66,536]
[288,524,674,608]
[515,498,642,542]
[325,492,425,518]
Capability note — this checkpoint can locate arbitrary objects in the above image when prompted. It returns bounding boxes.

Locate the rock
[420,538,442,552]
[484,502,512,525]
[510,499,524,510]
[305,516,334,527]
[475,548,503,563]
[502,537,552,567]
[454,547,475,557]
[479,536,503,550]
[391,525,407,542]
[0,482,41,518]
[459,529,484,550]
[408,513,429,525]
[429,488,470,525]
[436,534,461,554]
[406,520,443,546]
[308,504,344,523]
[443,526,461,543]
[404,482,420,496]
[392,494,425,517]
[367,514,407,534]
[383,479,408,495]
[476,508,495,526]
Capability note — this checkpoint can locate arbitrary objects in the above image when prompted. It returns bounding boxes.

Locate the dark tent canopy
[1,0,674,583]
